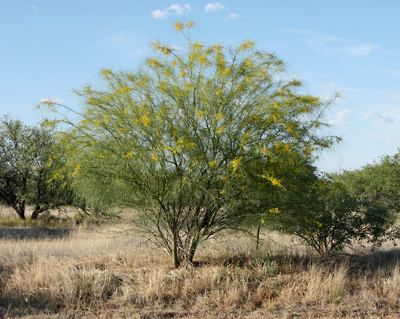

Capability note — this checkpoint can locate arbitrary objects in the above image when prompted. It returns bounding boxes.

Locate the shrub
[273,178,397,256]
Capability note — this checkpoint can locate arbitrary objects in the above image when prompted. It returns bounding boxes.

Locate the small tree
[272,178,396,256]
[50,22,335,267]
[0,118,71,219]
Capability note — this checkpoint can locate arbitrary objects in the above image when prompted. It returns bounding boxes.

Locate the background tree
[0,118,72,219]
[50,22,336,267]
[270,177,396,256]
[339,151,400,214]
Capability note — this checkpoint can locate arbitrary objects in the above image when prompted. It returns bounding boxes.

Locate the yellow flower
[87,97,96,105]
[223,67,231,77]
[140,114,150,127]
[146,58,162,68]
[198,55,207,65]
[269,207,281,214]
[275,142,291,153]
[94,119,102,127]
[175,21,184,32]
[124,150,135,159]
[209,160,218,169]
[269,176,282,187]
[230,157,241,172]
[193,42,203,50]
[187,142,196,150]
[159,46,172,55]
[100,68,112,78]
[196,110,205,119]
[244,59,253,68]
[116,86,131,95]
[216,126,224,134]
[260,174,283,188]
[238,40,256,52]
[215,112,224,121]
[151,153,159,161]
[72,164,81,177]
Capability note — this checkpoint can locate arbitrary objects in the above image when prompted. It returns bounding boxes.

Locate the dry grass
[0,224,400,318]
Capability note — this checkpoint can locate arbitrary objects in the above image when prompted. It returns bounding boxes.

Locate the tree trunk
[187,233,200,264]
[31,205,45,220]
[31,209,40,220]
[172,233,181,268]
[15,202,26,220]
[256,224,261,251]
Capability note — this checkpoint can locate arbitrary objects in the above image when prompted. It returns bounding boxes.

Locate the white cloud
[365,111,395,123]
[151,3,191,19]
[226,12,239,20]
[205,2,225,12]
[328,109,350,125]
[168,4,191,15]
[344,44,376,56]
[151,9,168,19]
[306,36,377,57]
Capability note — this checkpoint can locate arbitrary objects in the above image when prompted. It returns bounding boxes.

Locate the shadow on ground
[0,227,71,240]
[344,248,400,276]
[195,248,400,277]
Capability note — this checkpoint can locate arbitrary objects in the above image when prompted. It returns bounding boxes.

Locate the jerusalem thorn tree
[48,22,336,267]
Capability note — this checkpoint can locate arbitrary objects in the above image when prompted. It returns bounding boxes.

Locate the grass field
[0,212,400,318]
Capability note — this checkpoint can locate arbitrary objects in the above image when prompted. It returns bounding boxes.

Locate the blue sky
[1,1,400,172]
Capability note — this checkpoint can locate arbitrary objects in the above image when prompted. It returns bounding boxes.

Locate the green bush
[273,179,397,256]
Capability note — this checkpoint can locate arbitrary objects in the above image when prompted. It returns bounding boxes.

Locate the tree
[271,177,396,256]
[340,151,400,214]
[50,22,336,267]
[0,118,72,219]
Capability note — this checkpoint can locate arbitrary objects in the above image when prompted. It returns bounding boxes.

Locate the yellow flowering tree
[50,22,336,267]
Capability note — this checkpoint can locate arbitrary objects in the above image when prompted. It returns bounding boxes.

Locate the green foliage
[272,178,396,256]
[51,22,335,267]
[0,118,73,219]
[340,151,400,214]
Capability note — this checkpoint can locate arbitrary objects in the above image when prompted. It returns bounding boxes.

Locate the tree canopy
[48,22,337,267]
